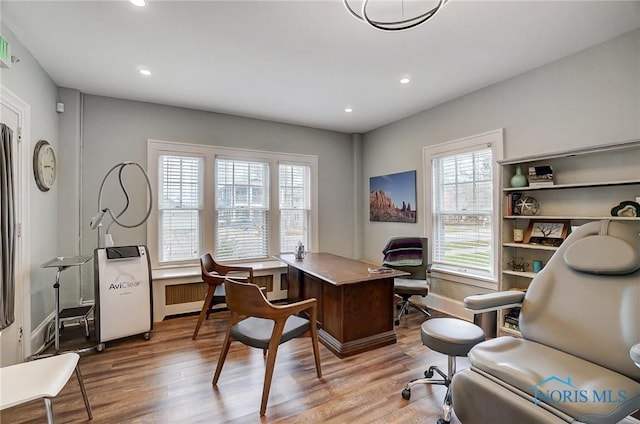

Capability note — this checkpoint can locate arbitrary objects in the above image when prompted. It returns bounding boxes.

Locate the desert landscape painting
[369,170,416,223]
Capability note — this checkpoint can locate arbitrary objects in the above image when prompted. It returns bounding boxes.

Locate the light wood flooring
[2,309,463,423]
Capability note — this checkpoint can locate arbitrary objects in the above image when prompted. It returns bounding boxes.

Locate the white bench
[0,352,92,423]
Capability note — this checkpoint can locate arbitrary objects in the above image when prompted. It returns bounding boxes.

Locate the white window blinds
[279,163,310,253]
[432,147,493,276]
[215,158,269,261]
[158,155,203,263]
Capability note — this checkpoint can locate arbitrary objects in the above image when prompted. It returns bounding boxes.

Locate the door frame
[1,85,31,361]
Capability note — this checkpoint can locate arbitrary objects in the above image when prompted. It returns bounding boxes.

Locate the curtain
[0,123,15,330]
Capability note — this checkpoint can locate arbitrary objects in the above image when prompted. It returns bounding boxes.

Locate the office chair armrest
[464,291,525,313]
[631,343,640,368]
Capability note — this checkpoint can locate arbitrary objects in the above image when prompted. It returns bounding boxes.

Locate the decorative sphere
[515,196,540,216]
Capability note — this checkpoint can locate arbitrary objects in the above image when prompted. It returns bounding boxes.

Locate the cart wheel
[97,343,105,352]
[144,332,151,340]
[401,388,411,400]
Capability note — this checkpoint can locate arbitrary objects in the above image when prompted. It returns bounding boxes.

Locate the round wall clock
[33,140,57,191]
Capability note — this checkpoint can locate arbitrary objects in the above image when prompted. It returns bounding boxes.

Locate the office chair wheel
[436,419,450,424]
[401,388,411,400]
[395,319,400,325]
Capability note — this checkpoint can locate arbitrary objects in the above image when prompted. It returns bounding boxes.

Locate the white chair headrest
[564,221,640,275]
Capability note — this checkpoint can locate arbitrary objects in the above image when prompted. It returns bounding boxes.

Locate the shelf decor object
[524,219,570,246]
[507,256,529,272]
[528,165,554,187]
[509,165,528,188]
[610,200,640,217]
[514,196,540,216]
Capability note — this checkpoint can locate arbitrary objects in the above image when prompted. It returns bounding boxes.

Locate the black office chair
[382,237,431,325]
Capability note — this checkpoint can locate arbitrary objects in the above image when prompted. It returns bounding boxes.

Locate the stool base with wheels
[401,318,485,424]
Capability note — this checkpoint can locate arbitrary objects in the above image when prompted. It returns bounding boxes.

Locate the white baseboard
[30,311,54,356]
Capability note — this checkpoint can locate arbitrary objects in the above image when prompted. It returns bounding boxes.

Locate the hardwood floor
[2,310,463,423]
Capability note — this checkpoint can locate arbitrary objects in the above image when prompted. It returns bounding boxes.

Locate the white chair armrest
[464,291,525,313]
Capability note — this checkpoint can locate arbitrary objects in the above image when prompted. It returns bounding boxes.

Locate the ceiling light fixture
[400,78,410,84]
[345,108,353,113]
[139,69,151,76]
[344,0,448,32]
[130,0,146,6]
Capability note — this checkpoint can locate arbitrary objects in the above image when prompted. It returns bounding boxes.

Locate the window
[158,154,203,263]
[147,140,318,268]
[279,163,311,253]
[215,159,270,261]
[424,130,503,287]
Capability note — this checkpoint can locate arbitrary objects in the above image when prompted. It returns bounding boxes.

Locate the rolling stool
[402,318,485,424]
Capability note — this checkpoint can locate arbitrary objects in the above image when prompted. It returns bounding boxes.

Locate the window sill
[431,268,498,290]
[151,259,287,281]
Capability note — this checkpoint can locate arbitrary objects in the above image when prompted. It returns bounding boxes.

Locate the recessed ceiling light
[139,69,151,76]
[130,0,146,6]
[400,78,410,84]
[345,108,353,113]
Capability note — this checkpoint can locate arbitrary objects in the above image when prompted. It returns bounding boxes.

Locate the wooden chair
[212,277,322,416]
[0,352,92,423]
[192,253,254,340]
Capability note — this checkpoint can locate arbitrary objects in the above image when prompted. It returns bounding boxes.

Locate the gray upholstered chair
[451,220,640,424]
[212,277,322,416]
[382,236,431,325]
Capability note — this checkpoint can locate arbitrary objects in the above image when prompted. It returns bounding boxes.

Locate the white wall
[361,29,640,265]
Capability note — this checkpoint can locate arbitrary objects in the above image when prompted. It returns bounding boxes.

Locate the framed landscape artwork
[369,170,416,223]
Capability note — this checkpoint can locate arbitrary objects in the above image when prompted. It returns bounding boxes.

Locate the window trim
[423,129,504,289]
[147,139,318,270]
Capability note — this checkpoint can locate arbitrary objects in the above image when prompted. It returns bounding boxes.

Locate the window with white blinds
[432,148,493,274]
[279,163,310,253]
[425,130,503,286]
[148,140,318,268]
[158,154,203,263]
[215,159,270,261]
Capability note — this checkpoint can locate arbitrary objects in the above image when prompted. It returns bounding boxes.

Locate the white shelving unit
[498,139,640,337]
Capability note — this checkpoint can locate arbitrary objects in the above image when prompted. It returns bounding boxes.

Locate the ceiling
[2,1,639,133]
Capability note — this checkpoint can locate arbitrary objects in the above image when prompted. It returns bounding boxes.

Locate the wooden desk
[276,253,408,358]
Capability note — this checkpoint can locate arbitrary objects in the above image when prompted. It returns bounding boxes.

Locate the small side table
[40,256,93,354]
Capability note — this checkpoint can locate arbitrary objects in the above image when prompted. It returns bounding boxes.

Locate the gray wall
[72,95,355,298]
[2,18,639,334]
[360,29,640,265]
[0,24,63,330]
